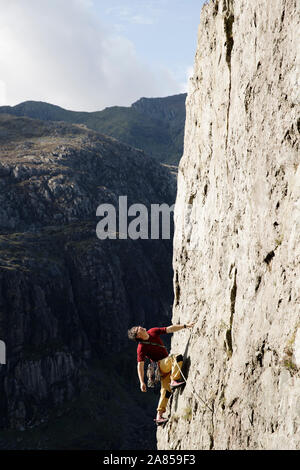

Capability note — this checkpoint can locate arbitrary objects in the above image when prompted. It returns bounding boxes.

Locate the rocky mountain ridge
[0,114,176,448]
[0,94,187,166]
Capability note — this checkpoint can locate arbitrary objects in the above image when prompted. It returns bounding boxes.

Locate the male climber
[127,323,195,425]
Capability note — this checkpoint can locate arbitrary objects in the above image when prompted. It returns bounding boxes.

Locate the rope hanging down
[172,325,214,414]
[173,360,214,413]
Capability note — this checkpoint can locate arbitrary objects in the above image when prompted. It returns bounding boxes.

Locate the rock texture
[157,0,300,450]
[0,114,175,448]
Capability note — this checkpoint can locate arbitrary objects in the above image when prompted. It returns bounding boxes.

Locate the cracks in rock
[188,193,196,206]
[230,268,237,318]
[263,250,275,265]
[213,0,219,17]
[225,266,237,358]
[209,399,216,450]
[263,237,282,268]
[228,397,239,409]
[248,408,254,426]
[224,4,235,150]
[203,183,208,204]
[174,270,181,307]
[255,339,266,367]
[255,275,262,292]
[281,120,299,150]
[224,13,234,67]
[209,433,214,450]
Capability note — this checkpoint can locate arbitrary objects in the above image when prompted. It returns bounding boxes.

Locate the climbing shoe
[154,417,169,426]
[170,380,185,389]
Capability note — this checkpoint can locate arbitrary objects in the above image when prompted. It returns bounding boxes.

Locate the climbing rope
[173,359,214,413]
[172,325,214,414]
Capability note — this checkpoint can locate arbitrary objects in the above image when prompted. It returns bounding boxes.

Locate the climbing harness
[138,340,168,389]
[146,360,161,388]
[138,340,168,351]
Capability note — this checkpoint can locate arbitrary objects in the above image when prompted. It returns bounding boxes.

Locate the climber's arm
[137,361,146,392]
[166,322,196,334]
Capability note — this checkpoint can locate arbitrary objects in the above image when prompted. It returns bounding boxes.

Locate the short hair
[128,326,139,342]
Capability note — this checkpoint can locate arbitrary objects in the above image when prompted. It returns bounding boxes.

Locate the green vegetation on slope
[0,94,186,165]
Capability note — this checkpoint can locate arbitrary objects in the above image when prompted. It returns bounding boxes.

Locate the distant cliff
[0,114,176,449]
[157,0,300,450]
[0,94,187,166]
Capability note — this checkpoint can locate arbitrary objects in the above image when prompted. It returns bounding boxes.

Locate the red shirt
[137,327,168,363]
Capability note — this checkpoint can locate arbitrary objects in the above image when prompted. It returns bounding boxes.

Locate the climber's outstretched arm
[166,322,196,334]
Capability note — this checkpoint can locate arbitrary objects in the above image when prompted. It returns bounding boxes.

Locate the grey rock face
[157,0,299,450]
[0,115,175,447]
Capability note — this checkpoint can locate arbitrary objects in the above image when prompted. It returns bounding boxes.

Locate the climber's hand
[140,382,147,392]
[186,321,196,329]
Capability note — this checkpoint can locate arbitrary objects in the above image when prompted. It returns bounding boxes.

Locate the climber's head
[128,325,148,342]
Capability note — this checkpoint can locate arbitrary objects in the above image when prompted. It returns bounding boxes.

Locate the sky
[0,0,205,111]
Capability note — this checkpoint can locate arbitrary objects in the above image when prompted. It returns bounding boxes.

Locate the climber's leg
[156,372,172,416]
[156,356,173,419]
[170,354,185,387]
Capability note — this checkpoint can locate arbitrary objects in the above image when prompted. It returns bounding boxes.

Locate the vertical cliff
[157,0,299,450]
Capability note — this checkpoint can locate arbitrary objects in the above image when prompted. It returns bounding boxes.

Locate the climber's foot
[154,417,169,426]
[170,380,185,389]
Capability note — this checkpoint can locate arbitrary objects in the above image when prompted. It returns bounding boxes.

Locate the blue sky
[0,0,205,111]
[94,0,205,86]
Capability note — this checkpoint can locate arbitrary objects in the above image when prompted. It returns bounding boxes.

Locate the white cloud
[129,15,154,25]
[105,1,162,25]
[0,0,180,111]
[179,65,194,93]
[0,80,6,106]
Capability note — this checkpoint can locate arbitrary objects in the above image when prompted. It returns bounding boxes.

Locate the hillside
[0,93,187,166]
[0,114,176,449]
